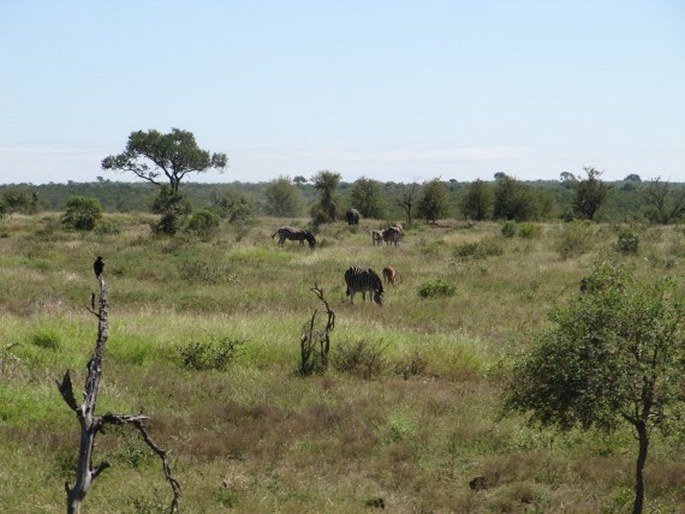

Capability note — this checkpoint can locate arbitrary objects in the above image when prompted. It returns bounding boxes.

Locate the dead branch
[299,284,336,375]
[58,275,181,514]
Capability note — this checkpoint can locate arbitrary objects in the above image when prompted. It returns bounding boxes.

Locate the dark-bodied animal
[345,208,360,225]
[372,229,383,247]
[382,226,403,247]
[382,266,397,285]
[93,256,104,278]
[272,226,316,248]
[345,266,384,305]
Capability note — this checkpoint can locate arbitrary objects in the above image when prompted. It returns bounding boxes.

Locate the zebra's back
[345,266,384,305]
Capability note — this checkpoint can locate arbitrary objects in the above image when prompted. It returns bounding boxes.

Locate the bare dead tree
[57,275,181,514]
[299,283,335,376]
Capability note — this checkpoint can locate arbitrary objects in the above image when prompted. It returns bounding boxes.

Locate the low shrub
[517,222,542,239]
[616,228,639,254]
[334,339,387,379]
[185,209,221,240]
[30,328,61,350]
[556,220,595,259]
[179,337,243,371]
[418,279,456,298]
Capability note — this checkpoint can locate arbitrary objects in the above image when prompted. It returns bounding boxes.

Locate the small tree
[61,197,103,231]
[504,261,685,514]
[572,166,610,221]
[102,128,227,193]
[210,186,255,223]
[641,178,685,224]
[417,179,450,223]
[150,186,191,235]
[350,177,387,219]
[460,179,493,221]
[299,284,335,376]
[397,183,419,227]
[263,177,305,217]
[310,171,340,224]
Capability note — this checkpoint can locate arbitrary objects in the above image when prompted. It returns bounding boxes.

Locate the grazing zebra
[371,229,384,247]
[382,226,403,247]
[271,226,316,248]
[345,208,360,225]
[382,266,397,285]
[344,266,384,305]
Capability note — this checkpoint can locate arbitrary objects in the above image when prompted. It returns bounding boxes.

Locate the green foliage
[178,257,236,284]
[418,278,456,298]
[151,187,191,235]
[504,261,685,512]
[178,337,243,371]
[262,177,305,217]
[517,222,542,239]
[460,179,493,220]
[494,175,547,221]
[350,177,387,219]
[616,228,639,254]
[572,167,610,220]
[2,188,38,215]
[210,186,255,223]
[501,220,517,238]
[185,209,221,240]
[61,196,103,231]
[30,328,62,350]
[101,127,227,192]
[310,170,340,224]
[417,179,450,223]
[556,220,595,259]
[455,239,503,260]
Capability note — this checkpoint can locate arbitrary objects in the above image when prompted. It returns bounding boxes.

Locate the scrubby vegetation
[0,213,684,513]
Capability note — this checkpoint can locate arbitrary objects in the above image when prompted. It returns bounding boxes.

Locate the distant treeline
[0,175,681,224]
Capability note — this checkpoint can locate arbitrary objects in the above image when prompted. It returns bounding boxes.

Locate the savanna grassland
[1,213,684,513]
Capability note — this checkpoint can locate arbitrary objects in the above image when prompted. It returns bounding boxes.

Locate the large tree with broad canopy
[101,128,227,192]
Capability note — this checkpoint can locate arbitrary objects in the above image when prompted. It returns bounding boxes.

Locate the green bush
[418,278,456,298]
[501,220,518,238]
[185,209,221,240]
[518,222,542,239]
[30,328,61,350]
[616,228,639,254]
[556,220,595,259]
[61,196,103,231]
[179,337,243,371]
[455,239,503,260]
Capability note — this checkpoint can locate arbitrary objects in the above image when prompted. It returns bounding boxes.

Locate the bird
[93,256,104,278]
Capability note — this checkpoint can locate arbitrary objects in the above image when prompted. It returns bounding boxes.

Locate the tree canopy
[505,261,685,514]
[101,128,228,192]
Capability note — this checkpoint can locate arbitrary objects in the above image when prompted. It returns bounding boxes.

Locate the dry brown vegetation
[0,214,683,512]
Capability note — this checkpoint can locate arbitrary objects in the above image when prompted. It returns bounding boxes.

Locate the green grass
[0,214,683,513]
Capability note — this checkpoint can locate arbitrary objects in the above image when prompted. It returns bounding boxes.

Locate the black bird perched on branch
[93,256,104,278]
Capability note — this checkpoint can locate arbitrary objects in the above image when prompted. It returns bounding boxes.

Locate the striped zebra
[271,226,316,248]
[344,266,384,305]
[382,225,403,247]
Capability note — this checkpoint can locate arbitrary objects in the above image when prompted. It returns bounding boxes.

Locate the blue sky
[1,0,684,185]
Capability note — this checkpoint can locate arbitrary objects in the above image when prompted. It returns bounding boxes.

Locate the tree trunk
[632,420,649,514]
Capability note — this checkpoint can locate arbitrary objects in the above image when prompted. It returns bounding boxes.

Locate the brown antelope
[382,266,397,286]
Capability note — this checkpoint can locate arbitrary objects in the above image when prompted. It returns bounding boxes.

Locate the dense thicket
[3,176,685,223]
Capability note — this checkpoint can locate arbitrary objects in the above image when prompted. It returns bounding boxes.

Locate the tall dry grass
[0,214,683,512]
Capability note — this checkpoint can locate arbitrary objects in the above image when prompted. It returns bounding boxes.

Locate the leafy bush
[179,337,243,371]
[61,196,103,231]
[518,222,542,239]
[616,228,639,254]
[334,340,387,379]
[556,220,595,259]
[418,279,456,298]
[455,239,503,260]
[501,220,517,238]
[185,209,221,240]
[30,328,61,350]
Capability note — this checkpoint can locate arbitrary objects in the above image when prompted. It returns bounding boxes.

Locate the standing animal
[344,266,384,305]
[371,229,384,247]
[382,266,397,285]
[382,226,403,247]
[272,226,316,248]
[93,256,104,278]
[345,208,360,225]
